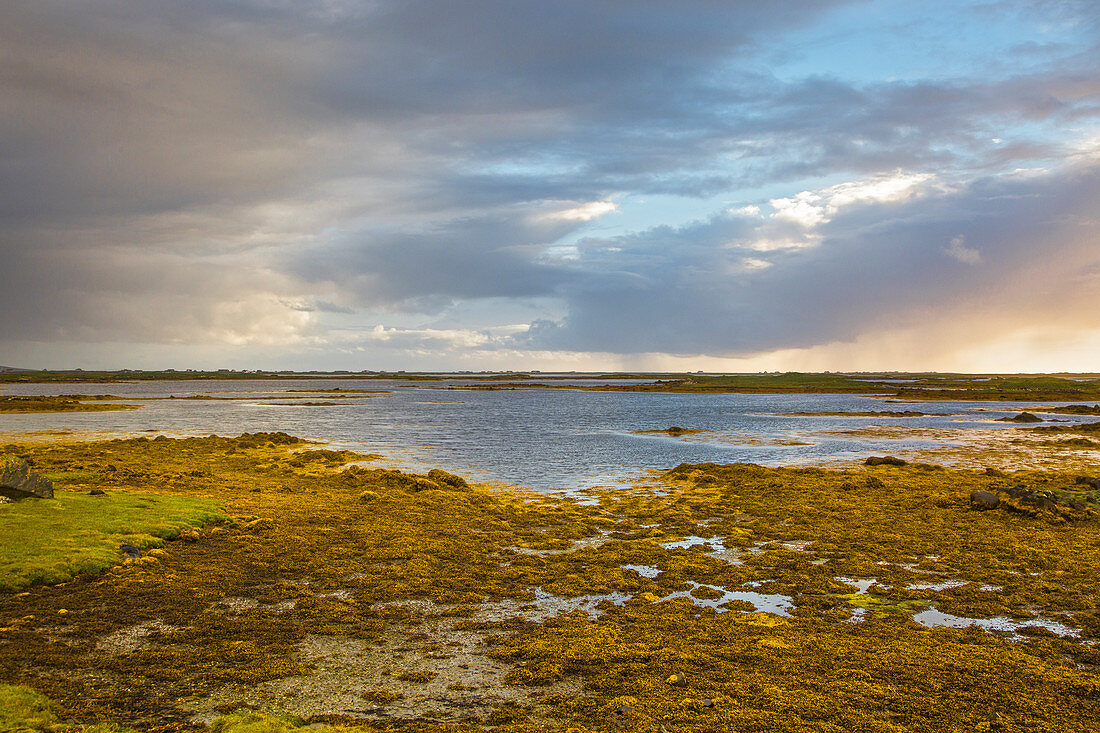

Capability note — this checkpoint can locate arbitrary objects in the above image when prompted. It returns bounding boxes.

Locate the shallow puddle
[909,579,969,591]
[913,607,1081,639]
[660,583,794,616]
[835,577,878,594]
[621,564,660,579]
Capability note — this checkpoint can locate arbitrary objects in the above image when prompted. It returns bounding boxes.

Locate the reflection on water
[913,607,1080,639]
[2,378,1096,491]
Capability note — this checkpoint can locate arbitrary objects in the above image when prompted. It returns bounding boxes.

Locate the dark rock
[997,412,1043,423]
[0,455,54,500]
[617,705,635,715]
[667,671,688,687]
[864,456,907,467]
[1075,476,1100,490]
[1021,492,1058,512]
[700,698,715,708]
[969,490,1000,510]
[119,544,142,559]
[88,489,106,496]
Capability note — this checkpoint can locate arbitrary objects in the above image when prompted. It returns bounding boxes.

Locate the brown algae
[0,434,1096,731]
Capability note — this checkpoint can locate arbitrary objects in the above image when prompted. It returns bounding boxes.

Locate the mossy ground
[0,434,1096,732]
[0,487,226,592]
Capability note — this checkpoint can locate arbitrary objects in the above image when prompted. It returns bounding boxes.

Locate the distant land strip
[3,369,1100,402]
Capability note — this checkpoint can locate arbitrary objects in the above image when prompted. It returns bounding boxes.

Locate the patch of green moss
[0,491,226,591]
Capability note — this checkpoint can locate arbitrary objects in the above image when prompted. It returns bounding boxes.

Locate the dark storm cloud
[290,215,579,311]
[1,0,1098,360]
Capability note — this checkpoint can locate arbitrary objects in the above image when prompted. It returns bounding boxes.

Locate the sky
[2,0,1098,372]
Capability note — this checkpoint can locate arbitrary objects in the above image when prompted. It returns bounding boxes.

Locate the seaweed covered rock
[0,455,54,500]
[985,483,1098,521]
[233,432,302,448]
[998,412,1043,423]
[969,490,1000,510]
[340,467,471,493]
[427,468,469,489]
[864,456,907,466]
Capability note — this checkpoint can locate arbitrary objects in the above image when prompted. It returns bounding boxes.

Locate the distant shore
[6,370,1100,402]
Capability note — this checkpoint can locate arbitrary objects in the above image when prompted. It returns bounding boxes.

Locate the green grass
[0,684,58,732]
[0,684,324,733]
[0,492,226,591]
[679,372,877,392]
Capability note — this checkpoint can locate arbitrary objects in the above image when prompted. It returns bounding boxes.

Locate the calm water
[0,379,1087,491]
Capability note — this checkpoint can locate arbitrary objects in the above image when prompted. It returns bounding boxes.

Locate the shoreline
[6,371,1100,403]
[1,432,1098,731]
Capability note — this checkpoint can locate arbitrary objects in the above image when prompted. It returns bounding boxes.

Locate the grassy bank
[452,372,1100,401]
[0,434,1096,732]
[0,487,226,591]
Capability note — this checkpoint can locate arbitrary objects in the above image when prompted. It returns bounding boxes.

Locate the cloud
[537,200,620,223]
[0,1,1098,368]
[944,235,982,264]
[521,160,1100,356]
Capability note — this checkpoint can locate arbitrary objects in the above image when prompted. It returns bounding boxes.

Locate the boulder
[969,490,1000,510]
[0,455,54,500]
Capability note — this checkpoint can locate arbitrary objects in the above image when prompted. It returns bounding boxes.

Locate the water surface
[1,379,1090,491]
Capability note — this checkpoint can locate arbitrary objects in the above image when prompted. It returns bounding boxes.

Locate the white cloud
[769,171,937,229]
[730,204,762,217]
[944,235,982,264]
[738,257,773,271]
[537,200,619,222]
[361,323,530,350]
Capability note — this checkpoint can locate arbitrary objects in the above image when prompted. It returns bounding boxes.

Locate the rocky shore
[0,433,1097,732]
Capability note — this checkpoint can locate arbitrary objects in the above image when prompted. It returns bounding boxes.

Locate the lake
[0,379,1084,491]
